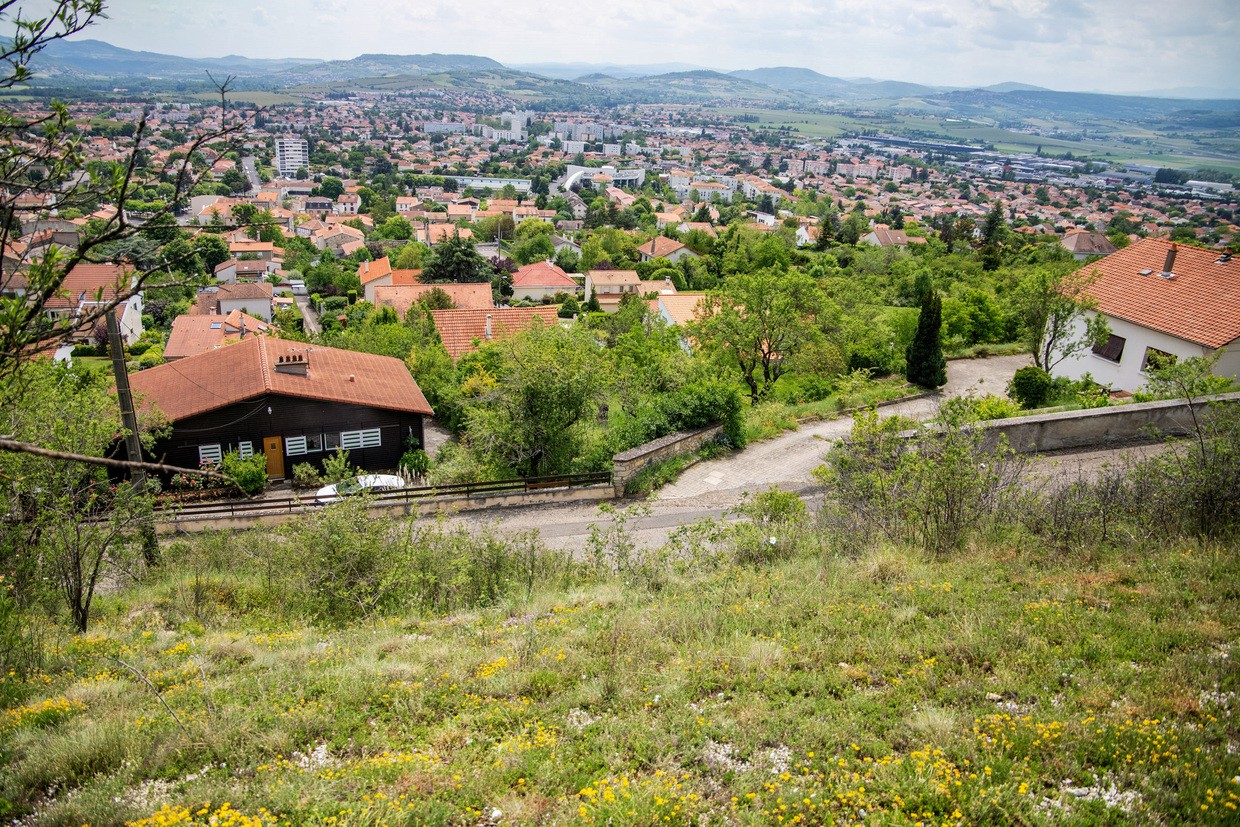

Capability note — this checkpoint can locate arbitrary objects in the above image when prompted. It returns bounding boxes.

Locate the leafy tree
[905,289,947,389]
[0,362,158,631]
[316,175,345,200]
[422,233,489,283]
[220,167,250,195]
[192,232,231,274]
[692,268,834,402]
[465,323,604,477]
[1015,266,1109,372]
[512,233,556,265]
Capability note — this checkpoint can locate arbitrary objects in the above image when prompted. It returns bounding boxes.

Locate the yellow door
[263,436,285,479]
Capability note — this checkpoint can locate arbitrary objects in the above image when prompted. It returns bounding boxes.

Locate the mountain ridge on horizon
[23,38,1240,101]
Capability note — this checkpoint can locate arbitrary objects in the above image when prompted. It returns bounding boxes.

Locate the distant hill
[511,61,710,80]
[981,81,1053,93]
[283,53,503,84]
[27,38,320,79]
[579,70,814,105]
[730,67,952,101]
[729,67,855,98]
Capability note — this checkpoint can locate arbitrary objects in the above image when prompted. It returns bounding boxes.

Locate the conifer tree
[906,288,947,389]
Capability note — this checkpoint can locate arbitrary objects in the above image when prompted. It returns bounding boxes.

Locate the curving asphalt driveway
[461,355,1036,550]
[655,354,1032,503]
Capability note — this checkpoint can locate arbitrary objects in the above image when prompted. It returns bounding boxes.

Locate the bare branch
[0,437,234,483]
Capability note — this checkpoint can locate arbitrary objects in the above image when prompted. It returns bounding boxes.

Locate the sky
[68,0,1240,95]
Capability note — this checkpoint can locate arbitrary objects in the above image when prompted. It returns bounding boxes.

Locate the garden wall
[974,392,1240,453]
[611,424,725,497]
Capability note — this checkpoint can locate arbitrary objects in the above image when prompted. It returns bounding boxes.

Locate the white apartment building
[274,137,309,177]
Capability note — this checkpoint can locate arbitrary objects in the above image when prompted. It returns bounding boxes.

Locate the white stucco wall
[1054,310,1237,392]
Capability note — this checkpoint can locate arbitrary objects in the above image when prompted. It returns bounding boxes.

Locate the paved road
[657,354,1031,502]
[241,156,261,192]
[453,355,1036,551]
[295,295,322,335]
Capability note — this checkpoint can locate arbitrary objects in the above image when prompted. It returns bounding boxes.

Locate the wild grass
[1,444,1238,825]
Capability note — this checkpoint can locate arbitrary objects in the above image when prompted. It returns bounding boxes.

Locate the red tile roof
[431,306,561,359]
[373,283,494,316]
[164,312,271,360]
[511,260,577,289]
[1078,238,1240,348]
[358,256,393,285]
[44,263,132,310]
[637,236,688,259]
[129,336,432,421]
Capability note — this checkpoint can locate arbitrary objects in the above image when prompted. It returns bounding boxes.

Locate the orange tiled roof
[44,262,132,309]
[129,335,432,421]
[431,306,560,359]
[358,256,393,285]
[512,260,576,289]
[373,283,493,316]
[163,312,271,360]
[1078,238,1240,348]
[638,236,688,259]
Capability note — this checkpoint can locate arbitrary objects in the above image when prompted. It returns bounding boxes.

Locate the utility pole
[107,308,160,567]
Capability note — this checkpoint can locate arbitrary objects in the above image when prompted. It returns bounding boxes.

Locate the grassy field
[708,106,1240,174]
[2,449,1237,826]
[185,91,303,106]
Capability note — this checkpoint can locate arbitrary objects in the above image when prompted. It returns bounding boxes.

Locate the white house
[1052,239,1240,393]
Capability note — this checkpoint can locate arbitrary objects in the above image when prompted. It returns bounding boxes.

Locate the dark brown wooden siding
[149,393,425,478]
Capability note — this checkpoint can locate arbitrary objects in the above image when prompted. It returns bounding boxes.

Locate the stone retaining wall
[975,392,1239,453]
[611,424,725,497]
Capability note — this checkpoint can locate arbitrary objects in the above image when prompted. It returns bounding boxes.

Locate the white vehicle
[313,474,405,505]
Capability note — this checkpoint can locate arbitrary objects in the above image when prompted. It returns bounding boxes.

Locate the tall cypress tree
[906,289,947,389]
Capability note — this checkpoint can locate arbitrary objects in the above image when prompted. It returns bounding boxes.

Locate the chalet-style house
[1053,239,1240,392]
[128,336,433,480]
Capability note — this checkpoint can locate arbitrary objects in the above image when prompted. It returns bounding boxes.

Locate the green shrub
[220,450,268,495]
[320,447,356,483]
[1008,365,1053,409]
[400,448,430,477]
[291,462,322,489]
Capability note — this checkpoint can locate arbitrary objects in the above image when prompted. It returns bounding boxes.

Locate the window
[324,432,340,450]
[1142,347,1176,372]
[340,428,381,450]
[198,444,222,465]
[237,441,253,459]
[285,436,308,456]
[305,433,324,452]
[1092,334,1126,363]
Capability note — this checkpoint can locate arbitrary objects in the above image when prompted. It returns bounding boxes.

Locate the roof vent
[1218,252,1233,264]
[1160,243,1177,279]
[1138,268,1154,276]
[274,352,309,376]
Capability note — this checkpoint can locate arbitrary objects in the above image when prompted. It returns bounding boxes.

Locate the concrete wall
[612,424,724,496]
[974,392,1240,453]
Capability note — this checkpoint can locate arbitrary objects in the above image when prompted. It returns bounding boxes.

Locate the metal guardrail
[154,472,613,520]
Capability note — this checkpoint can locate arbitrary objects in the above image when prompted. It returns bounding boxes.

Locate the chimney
[274,352,309,376]
[485,313,493,339]
[239,315,246,340]
[1161,243,1177,278]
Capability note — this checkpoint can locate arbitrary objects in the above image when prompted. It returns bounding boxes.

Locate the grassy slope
[2,520,1237,825]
